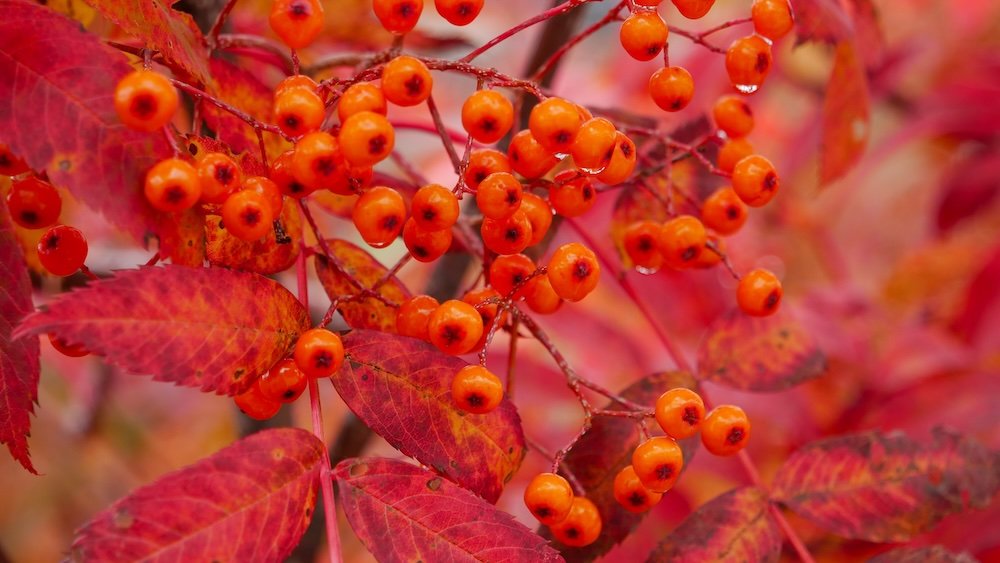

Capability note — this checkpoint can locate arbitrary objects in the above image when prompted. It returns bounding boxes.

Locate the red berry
[37,225,88,277]
[145,158,201,212]
[222,190,274,241]
[294,328,345,378]
[451,364,503,414]
[396,295,440,340]
[481,210,533,255]
[113,70,179,132]
[524,472,574,525]
[0,143,29,176]
[373,0,423,34]
[435,0,484,25]
[411,184,460,231]
[48,333,89,357]
[234,380,282,420]
[258,358,307,403]
[402,217,452,262]
[197,152,242,204]
[269,0,324,49]
[528,97,582,155]
[6,176,61,229]
[725,35,772,93]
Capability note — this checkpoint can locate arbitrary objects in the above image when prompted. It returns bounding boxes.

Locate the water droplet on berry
[734,83,759,94]
[578,165,606,175]
[635,265,659,275]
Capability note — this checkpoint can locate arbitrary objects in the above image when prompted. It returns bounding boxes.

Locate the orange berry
[269,0,324,49]
[462,287,504,351]
[489,253,537,299]
[465,149,512,191]
[258,358,307,403]
[570,118,617,172]
[528,97,582,155]
[631,436,684,493]
[337,82,387,122]
[655,387,705,439]
[547,242,600,302]
[274,74,319,98]
[717,137,754,173]
[292,131,346,190]
[373,0,423,34]
[701,404,751,456]
[352,186,406,248]
[37,225,88,277]
[726,35,772,93]
[670,0,715,19]
[6,176,61,229]
[614,465,663,513]
[619,11,668,61]
[411,184,459,231]
[144,158,201,212]
[222,190,273,241]
[712,95,754,138]
[525,273,563,315]
[701,187,748,235]
[0,144,29,176]
[244,176,283,218]
[693,234,724,269]
[508,130,559,179]
[549,497,602,547]
[197,152,242,204]
[451,364,503,414]
[596,132,637,185]
[481,210,533,255]
[234,379,281,420]
[48,333,89,358]
[732,155,778,207]
[649,66,695,112]
[274,88,325,137]
[658,215,707,269]
[381,55,433,107]
[339,110,395,167]
[396,294,440,340]
[476,172,522,220]
[427,299,484,355]
[403,217,452,262]
[524,472,574,525]
[435,0,483,25]
[752,0,794,41]
[737,268,782,316]
[518,192,553,246]
[113,70,178,132]
[549,173,596,218]
[461,90,514,144]
[270,149,317,198]
[294,328,345,378]
[623,220,663,271]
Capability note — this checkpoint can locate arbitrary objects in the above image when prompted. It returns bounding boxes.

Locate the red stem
[208,0,239,48]
[531,1,626,81]
[461,0,593,63]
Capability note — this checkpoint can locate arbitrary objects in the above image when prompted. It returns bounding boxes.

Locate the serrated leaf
[771,428,1000,542]
[335,330,525,503]
[15,265,309,396]
[869,545,977,563]
[204,58,287,158]
[0,203,40,473]
[70,428,324,561]
[334,457,562,562]
[645,487,782,563]
[821,42,870,185]
[206,203,301,275]
[697,309,826,391]
[315,239,410,332]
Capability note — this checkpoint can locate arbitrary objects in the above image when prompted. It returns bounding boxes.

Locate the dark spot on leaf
[272,448,285,460]
[350,461,369,477]
[360,373,368,381]
[449,460,459,469]
[426,477,442,490]
[113,509,134,529]
[59,159,70,171]
[233,368,245,380]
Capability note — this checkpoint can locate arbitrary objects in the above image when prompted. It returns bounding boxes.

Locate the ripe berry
[294,328,345,378]
[461,90,514,144]
[451,364,503,414]
[270,149,316,198]
[694,234,724,269]
[489,253,537,299]
[524,473,574,525]
[337,82,388,122]
[197,152,242,204]
[48,333,89,358]
[476,172,522,220]
[596,132,637,185]
[403,217,452,262]
[292,131,346,190]
[549,174,596,218]
[0,144,29,176]
[37,225,88,277]
[234,380,282,420]
[273,88,325,137]
[145,158,201,212]
[381,55,433,107]
[113,70,179,132]
[6,177,61,229]
[508,130,559,179]
[658,215,707,269]
[411,184,459,231]
[701,404,751,456]
[614,465,663,513]
[701,187,748,236]
[481,210,533,255]
[570,118,617,173]
[655,387,705,439]
[269,0,324,49]
[222,190,274,241]
[352,186,406,248]
[274,74,319,98]
[396,294,440,340]
[732,155,779,207]
[752,0,794,41]
[339,110,395,167]
[671,0,715,19]
[649,66,695,112]
[737,268,782,316]
[525,273,563,315]
[619,11,668,62]
[717,137,754,173]
[712,95,754,138]
[435,0,483,25]
[258,358,307,403]
[462,287,504,350]
[547,242,600,302]
[528,97,582,155]
[726,35,772,93]
[465,149,512,191]
[427,299,484,355]
[632,436,684,493]
[244,176,284,218]
[623,220,663,271]
[549,497,602,548]
[518,192,553,246]
[373,0,423,34]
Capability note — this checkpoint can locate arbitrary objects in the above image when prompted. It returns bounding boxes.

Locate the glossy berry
[701,187,748,236]
[274,74,319,98]
[292,131,345,190]
[48,333,89,358]
[549,174,596,218]
[337,82,387,122]
[476,172,522,220]
[461,90,514,144]
[726,35,772,93]
[717,137,754,173]
[519,192,553,246]
[524,472,574,525]
[451,365,503,414]
[462,287,503,351]
[197,152,242,204]
[144,158,201,212]
[269,0,324,49]
[435,0,484,25]
[270,149,316,199]
[274,88,325,137]
[339,111,395,167]
[694,234,724,269]
[37,225,88,277]
[6,177,61,229]
[352,186,406,248]
[619,11,668,61]
[525,273,563,315]
[258,358,307,403]
[649,66,695,112]
[427,299,484,355]
[752,0,794,41]
[381,55,433,107]
[0,144,29,176]
[489,253,537,299]
[396,294,440,340]
[549,497,602,548]
[596,132,637,185]
[623,220,663,271]
[658,215,707,269]
[113,70,179,132]
[547,242,600,302]
[294,328,345,378]
[632,436,684,493]
[403,217,452,262]
[528,97,582,155]
[671,0,715,19]
[655,388,705,439]
[234,380,281,420]
[508,130,559,179]
[702,404,751,456]
[465,149,511,190]
[732,155,779,207]
[373,0,423,34]
[244,176,283,218]
[411,184,459,231]
[614,465,663,513]
[570,118,617,173]
[222,190,273,241]
[712,95,754,138]
[737,268,782,316]
[481,210,533,255]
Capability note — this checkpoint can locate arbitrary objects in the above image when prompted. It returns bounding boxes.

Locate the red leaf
[336,330,525,503]
[71,428,324,561]
[0,0,172,243]
[15,265,309,395]
[697,309,826,391]
[645,487,782,562]
[935,150,1000,233]
[821,42,871,185]
[0,203,40,473]
[205,203,301,275]
[869,545,977,563]
[315,239,411,332]
[789,0,854,45]
[158,207,206,267]
[541,371,700,561]
[334,457,562,562]
[203,58,283,157]
[771,428,1000,542]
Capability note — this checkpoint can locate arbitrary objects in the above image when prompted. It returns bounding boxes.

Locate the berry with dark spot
[450,364,503,414]
[411,184,459,231]
[528,97,582,155]
[6,176,61,229]
[524,472,574,525]
[144,158,201,212]
[373,0,423,34]
[736,268,782,316]
[258,358,307,403]
[623,220,663,271]
[476,172,522,220]
[269,0,324,50]
[649,66,695,112]
[712,95,755,138]
[507,130,559,179]
[339,111,396,167]
[549,497,602,547]
[613,465,663,513]
[488,253,537,299]
[37,225,88,277]
[725,35,772,93]
[632,436,684,493]
[752,0,794,41]
[461,89,514,144]
[619,11,668,62]
[352,186,406,248]
[396,294,440,340]
[197,152,242,204]
[655,387,706,439]
[381,55,433,107]
[481,209,533,255]
[701,187,748,235]
[294,328,345,378]
[435,0,484,26]
[234,378,282,420]
[402,217,452,262]
[547,242,600,302]
[221,189,274,241]
[657,215,707,269]
[732,154,779,207]
[702,404,751,456]
[427,299,483,355]
[113,70,178,132]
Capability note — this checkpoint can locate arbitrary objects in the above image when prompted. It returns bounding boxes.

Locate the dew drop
[635,265,660,275]
[578,165,606,175]
[552,152,570,160]
[735,83,759,95]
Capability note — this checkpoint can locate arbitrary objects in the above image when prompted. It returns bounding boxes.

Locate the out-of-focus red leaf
[205,203,301,275]
[158,207,206,267]
[790,0,853,45]
[314,239,410,332]
[15,265,309,395]
[541,371,699,562]
[82,0,212,86]
[70,428,324,561]
[869,545,977,563]
[0,1,171,243]
[404,31,474,50]
[697,309,826,391]
[952,244,1000,354]
[772,428,1000,542]
[334,457,561,562]
[821,42,871,185]
[335,330,525,503]
[0,203,40,473]
[845,0,885,68]
[936,150,1000,233]
[645,487,782,563]
[204,58,285,157]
